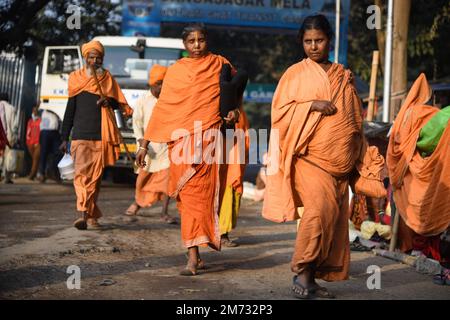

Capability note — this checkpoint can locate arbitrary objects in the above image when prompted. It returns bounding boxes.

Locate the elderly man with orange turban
[60,40,132,230]
[124,64,177,224]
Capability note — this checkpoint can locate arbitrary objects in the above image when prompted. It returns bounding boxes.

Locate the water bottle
[114,109,125,129]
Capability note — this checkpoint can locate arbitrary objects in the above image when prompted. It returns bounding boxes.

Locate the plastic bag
[417,105,450,157]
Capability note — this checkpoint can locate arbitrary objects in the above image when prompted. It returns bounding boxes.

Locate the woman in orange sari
[135,23,242,276]
[263,15,368,299]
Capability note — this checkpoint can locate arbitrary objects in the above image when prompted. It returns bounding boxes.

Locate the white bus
[39,36,185,168]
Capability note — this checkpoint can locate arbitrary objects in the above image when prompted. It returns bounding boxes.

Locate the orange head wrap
[148,64,168,86]
[81,40,104,58]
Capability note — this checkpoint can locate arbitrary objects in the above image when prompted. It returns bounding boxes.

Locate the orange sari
[263,59,365,281]
[387,73,450,237]
[144,53,232,250]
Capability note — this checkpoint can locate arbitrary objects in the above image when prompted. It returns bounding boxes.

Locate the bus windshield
[103,46,182,80]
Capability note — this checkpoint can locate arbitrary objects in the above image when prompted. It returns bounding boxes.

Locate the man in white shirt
[125,65,176,224]
[0,93,18,184]
[37,109,62,183]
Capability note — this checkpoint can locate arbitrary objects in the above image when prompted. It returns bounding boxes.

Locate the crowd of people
[1,14,449,297]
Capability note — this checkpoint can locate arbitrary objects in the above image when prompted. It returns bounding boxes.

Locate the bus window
[47,49,80,74]
[103,46,183,79]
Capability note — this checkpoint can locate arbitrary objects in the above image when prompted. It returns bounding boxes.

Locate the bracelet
[138,146,148,152]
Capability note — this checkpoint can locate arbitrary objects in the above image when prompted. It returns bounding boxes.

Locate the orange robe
[263,58,365,281]
[144,53,232,250]
[387,73,450,238]
[68,67,132,219]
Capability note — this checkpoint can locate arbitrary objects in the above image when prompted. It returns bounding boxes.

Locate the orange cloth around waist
[387,73,450,236]
[262,58,363,223]
[291,157,350,281]
[68,68,132,167]
[71,140,103,219]
[167,124,222,250]
[135,168,169,208]
[144,53,230,143]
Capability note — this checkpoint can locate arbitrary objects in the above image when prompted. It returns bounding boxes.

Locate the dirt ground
[0,177,449,300]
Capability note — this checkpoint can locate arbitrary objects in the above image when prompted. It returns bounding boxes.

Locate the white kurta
[132,91,169,173]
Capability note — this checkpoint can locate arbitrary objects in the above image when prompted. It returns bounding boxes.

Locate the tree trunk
[375,0,385,74]
[390,0,411,122]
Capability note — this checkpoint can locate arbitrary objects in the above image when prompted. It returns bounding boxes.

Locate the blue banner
[122,0,350,64]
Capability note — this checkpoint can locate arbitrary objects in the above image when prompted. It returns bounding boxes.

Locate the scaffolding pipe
[383,0,394,123]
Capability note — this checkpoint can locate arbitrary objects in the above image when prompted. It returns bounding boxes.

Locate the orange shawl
[262,59,364,223]
[68,67,132,167]
[387,73,450,236]
[144,53,230,143]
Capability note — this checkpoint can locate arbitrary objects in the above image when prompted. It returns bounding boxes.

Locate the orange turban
[148,64,168,86]
[81,40,104,58]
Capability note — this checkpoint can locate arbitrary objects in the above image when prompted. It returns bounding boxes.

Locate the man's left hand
[97,97,110,107]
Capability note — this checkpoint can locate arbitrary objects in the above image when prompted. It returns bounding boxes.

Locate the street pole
[334,0,341,63]
[383,0,394,123]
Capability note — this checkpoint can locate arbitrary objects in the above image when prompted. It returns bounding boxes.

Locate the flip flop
[73,217,87,230]
[221,237,239,247]
[124,203,140,216]
[292,275,312,300]
[433,270,450,286]
[350,241,372,252]
[161,215,177,224]
[179,262,198,276]
[311,285,336,299]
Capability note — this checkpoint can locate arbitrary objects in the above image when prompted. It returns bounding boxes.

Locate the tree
[391,0,411,121]
[0,0,121,60]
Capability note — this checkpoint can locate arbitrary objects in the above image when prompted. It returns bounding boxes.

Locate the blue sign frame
[122,0,350,64]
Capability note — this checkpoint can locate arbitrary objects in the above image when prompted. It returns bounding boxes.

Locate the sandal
[292,275,312,299]
[125,202,140,216]
[180,262,197,276]
[433,269,450,286]
[350,241,372,252]
[161,215,177,224]
[184,253,206,270]
[87,218,102,230]
[311,285,336,299]
[221,235,239,247]
[73,212,87,230]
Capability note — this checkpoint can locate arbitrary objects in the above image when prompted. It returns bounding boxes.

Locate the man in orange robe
[60,40,132,230]
[387,73,450,251]
[125,65,176,224]
[135,24,242,275]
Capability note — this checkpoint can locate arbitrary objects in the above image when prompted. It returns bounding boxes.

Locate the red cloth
[413,234,441,262]
[26,118,41,146]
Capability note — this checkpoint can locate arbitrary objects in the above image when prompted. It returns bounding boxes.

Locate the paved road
[0,178,449,300]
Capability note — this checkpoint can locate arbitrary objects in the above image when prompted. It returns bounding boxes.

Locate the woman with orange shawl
[387,73,450,252]
[60,40,132,230]
[263,15,370,299]
[135,23,243,276]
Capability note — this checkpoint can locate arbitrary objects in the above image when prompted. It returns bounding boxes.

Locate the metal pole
[383,0,394,123]
[334,0,341,63]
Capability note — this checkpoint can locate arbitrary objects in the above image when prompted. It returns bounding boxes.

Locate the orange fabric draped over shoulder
[68,68,132,167]
[387,73,450,236]
[144,53,229,143]
[262,59,363,223]
[143,53,232,251]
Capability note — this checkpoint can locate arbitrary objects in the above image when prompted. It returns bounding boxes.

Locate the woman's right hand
[311,100,337,116]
